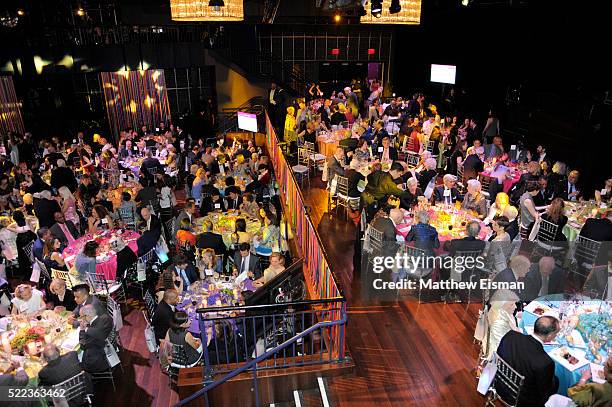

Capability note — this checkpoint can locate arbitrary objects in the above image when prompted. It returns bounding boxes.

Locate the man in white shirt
[422,116,436,138]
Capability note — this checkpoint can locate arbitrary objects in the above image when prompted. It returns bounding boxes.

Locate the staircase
[216,96,266,134]
[270,377,332,407]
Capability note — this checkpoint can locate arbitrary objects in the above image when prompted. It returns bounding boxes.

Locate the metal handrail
[173,307,347,407]
[195,296,345,314]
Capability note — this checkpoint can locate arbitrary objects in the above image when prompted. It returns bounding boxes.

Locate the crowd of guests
[0,122,296,396]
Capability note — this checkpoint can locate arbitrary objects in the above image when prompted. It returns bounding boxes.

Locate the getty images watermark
[368,253,525,292]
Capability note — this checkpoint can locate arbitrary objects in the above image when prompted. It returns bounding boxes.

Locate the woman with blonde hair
[58,186,81,229]
[11,284,46,315]
[284,106,297,155]
[484,192,510,224]
[481,289,520,360]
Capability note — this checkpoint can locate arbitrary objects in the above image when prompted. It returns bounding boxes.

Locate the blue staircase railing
[174,300,347,407]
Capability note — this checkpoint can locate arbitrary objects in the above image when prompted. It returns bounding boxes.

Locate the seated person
[540,197,568,242]
[345,159,366,198]
[43,238,68,270]
[406,210,440,254]
[254,252,285,287]
[199,248,223,278]
[165,311,203,366]
[11,284,46,315]
[153,288,179,345]
[567,356,612,407]
[460,179,487,218]
[434,174,463,205]
[38,345,92,396]
[176,218,197,247]
[200,190,226,215]
[399,177,423,210]
[232,242,260,281]
[155,270,183,303]
[171,255,199,291]
[46,278,77,311]
[239,193,260,219]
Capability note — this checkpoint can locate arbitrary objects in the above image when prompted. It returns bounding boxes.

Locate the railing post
[198,313,214,385]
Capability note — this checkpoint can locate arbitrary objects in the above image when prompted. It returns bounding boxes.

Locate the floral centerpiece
[10,326,45,352]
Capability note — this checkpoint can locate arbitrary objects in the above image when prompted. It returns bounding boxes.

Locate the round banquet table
[480,168,523,194]
[562,201,608,242]
[395,204,488,243]
[62,229,140,281]
[194,213,262,248]
[177,278,256,335]
[519,294,609,395]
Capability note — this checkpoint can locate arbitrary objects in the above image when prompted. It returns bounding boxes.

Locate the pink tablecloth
[62,230,140,280]
[480,170,523,193]
[395,208,488,243]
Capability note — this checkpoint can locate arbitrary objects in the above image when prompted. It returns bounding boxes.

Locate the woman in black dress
[47,278,77,311]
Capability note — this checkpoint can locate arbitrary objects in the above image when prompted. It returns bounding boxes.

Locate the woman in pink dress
[58,186,81,230]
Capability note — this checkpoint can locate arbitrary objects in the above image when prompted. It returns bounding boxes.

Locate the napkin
[61,328,81,351]
[590,363,606,384]
[549,347,589,371]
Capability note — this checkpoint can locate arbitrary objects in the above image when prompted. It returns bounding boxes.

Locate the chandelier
[170,0,244,21]
[360,0,421,25]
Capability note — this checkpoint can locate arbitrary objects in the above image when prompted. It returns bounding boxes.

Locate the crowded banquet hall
[0,1,610,407]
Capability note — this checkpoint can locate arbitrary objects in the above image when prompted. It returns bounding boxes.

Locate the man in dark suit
[496,316,560,407]
[50,159,78,192]
[493,254,531,299]
[200,190,226,216]
[578,210,612,266]
[50,212,79,247]
[34,190,62,229]
[531,176,553,207]
[523,256,565,302]
[38,345,92,397]
[555,170,581,202]
[327,147,346,185]
[377,135,398,162]
[140,206,162,237]
[225,188,242,210]
[69,284,107,327]
[195,219,227,257]
[78,304,113,373]
[174,201,196,235]
[462,146,485,180]
[370,209,400,258]
[267,82,284,131]
[152,288,179,345]
[361,162,405,211]
[137,229,159,257]
[233,242,260,280]
[434,174,463,204]
[172,255,199,289]
[139,150,164,177]
[444,221,487,255]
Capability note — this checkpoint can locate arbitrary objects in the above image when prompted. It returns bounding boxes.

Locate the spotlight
[389,0,401,14]
[371,0,382,17]
[209,0,225,11]
[461,0,470,6]
[334,13,341,23]
[16,8,26,17]
[76,7,85,17]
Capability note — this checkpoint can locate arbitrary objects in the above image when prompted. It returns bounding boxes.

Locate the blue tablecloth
[519,295,608,396]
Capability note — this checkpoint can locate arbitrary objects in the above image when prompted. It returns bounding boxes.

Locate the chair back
[170,343,190,367]
[118,206,136,228]
[367,227,384,253]
[575,235,602,268]
[457,163,465,183]
[50,371,91,407]
[143,290,157,320]
[23,240,35,264]
[297,147,310,166]
[303,141,315,152]
[87,272,111,297]
[51,268,74,290]
[164,218,176,244]
[426,140,436,153]
[34,258,52,282]
[336,175,350,197]
[479,174,493,192]
[488,352,525,407]
[535,219,558,244]
[406,152,420,168]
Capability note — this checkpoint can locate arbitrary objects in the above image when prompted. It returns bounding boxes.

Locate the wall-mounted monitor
[430,64,456,85]
[238,111,258,132]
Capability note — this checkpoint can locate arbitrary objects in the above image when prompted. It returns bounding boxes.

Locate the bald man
[152,288,179,345]
[327,147,346,185]
[493,254,531,298]
[38,344,87,392]
[523,256,565,301]
[79,304,113,373]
